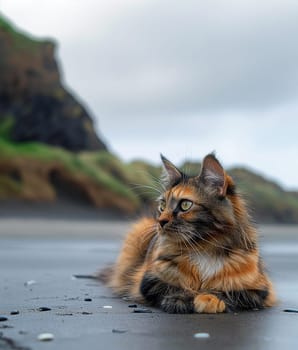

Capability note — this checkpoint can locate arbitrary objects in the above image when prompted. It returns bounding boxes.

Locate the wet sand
[0,218,298,350]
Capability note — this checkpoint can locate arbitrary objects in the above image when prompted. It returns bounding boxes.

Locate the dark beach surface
[1,203,298,350]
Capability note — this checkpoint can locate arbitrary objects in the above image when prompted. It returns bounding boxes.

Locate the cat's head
[156,153,253,251]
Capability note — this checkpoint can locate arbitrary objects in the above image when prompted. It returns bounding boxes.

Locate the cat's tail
[97,264,115,284]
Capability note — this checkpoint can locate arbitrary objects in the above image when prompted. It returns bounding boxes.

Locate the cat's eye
[180,200,193,211]
[159,200,166,212]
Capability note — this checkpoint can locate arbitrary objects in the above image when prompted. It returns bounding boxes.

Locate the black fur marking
[140,274,169,304]
[140,274,194,313]
[244,239,257,251]
[173,206,180,217]
[189,205,256,252]
[220,289,269,312]
[155,255,179,263]
[169,178,181,188]
[161,294,194,314]
[226,185,236,196]
[169,175,190,190]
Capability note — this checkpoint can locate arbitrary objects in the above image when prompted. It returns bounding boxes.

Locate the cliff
[0,14,106,151]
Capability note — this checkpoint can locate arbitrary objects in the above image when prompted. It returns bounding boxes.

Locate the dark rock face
[7,93,106,151]
[0,15,107,152]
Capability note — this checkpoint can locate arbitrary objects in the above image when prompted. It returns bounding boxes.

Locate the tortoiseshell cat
[100,153,276,313]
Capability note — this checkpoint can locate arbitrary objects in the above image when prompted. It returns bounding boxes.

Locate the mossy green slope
[0,137,298,222]
[0,138,138,204]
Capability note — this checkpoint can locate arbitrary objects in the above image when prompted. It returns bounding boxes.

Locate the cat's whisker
[179,226,234,254]
[195,231,236,253]
[178,229,203,257]
[130,183,163,195]
[183,234,204,258]
[149,175,167,192]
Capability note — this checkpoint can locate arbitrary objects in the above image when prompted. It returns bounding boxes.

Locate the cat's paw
[161,294,194,314]
[194,294,226,313]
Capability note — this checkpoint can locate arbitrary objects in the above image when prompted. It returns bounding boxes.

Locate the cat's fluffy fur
[99,153,276,313]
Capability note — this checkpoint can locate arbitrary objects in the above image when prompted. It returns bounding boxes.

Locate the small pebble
[37,307,51,312]
[103,305,112,309]
[128,304,137,308]
[10,311,19,315]
[112,329,127,334]
[84,298,92,302]
[72,274,97,279]
[24,280,36,286]
[0,325,13,329]
[193,333,210,339]
[0,317,8,322]
[133,308,152,313]
[283,308,298,313]
[37,333,54,341]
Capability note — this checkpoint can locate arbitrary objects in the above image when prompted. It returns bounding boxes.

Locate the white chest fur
[191,253,225,281]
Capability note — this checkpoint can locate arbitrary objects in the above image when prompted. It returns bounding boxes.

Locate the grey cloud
[63,0,298,117]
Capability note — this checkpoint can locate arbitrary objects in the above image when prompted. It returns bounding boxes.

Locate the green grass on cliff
[0,174,22,197]
[0,138,139,203]
[1,136,298,222]
[0,115,14,139]
[230,168,298,222]
[0,13,46,51]
[0,15,16,33]
[80,153,163,201]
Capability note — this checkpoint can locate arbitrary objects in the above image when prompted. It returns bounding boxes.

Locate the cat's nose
[159,219,169,228]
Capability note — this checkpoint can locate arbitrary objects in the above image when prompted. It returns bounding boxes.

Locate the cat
[99,153,276,313]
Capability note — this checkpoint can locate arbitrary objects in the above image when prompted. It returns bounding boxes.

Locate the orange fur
[194,294,226,313]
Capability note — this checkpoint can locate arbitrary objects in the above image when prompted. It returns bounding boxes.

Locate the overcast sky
[1,0,298,189]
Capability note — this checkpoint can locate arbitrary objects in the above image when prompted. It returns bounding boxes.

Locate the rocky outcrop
[0,157,138,214]
[0,14,107,151]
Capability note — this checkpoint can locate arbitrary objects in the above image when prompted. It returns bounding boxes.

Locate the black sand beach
[1,212,298,350]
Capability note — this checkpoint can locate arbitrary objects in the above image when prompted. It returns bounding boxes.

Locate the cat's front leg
[140,272,226,314]
[140,273,195,314]
[194,293,226,313]
[193,288,271,313]
[160,293,194,313]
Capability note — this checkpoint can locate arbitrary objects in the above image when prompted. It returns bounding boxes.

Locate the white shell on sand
[193,333,210,339]
[24,280,36,286]
[37,333,54,341]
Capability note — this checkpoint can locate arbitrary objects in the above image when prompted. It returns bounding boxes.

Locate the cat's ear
[199,153,228,198]
[160,154,182,187]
